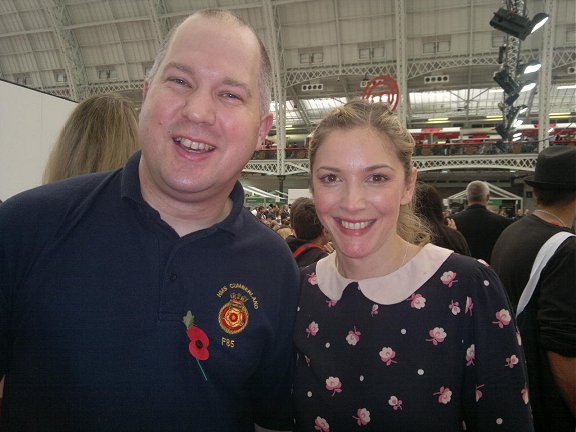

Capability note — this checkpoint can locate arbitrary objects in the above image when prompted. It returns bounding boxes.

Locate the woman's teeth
[341,220,371,230]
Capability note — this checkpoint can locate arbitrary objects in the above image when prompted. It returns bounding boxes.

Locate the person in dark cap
[491,145,576,432]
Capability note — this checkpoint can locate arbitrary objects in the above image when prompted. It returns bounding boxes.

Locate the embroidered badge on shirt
[218,292,250,334]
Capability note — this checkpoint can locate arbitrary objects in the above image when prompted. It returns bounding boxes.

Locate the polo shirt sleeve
[537,238,576,357]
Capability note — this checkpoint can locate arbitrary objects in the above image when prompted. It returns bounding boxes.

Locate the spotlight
[496,123,512,140]
[530,13,549,33]
[489,8,549,41]
[493,70,520,95]
[498,45,507,64]
[519,60,542,75]
[521,81,536,92]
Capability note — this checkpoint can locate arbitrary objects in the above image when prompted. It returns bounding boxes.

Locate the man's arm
[547,351,576,417]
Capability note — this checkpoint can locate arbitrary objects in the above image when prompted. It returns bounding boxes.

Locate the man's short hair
[534,188,576,207]
[291,198,323,241]
[466,180,489,203]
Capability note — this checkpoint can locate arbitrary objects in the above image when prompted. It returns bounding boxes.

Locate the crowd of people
[1,7,574,432]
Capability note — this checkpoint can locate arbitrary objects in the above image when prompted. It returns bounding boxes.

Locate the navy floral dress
[293,244,534,432]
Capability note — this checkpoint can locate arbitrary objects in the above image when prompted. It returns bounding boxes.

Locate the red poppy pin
[183,310,209,381]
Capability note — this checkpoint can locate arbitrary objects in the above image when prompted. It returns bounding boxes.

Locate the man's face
[138,15,273,204]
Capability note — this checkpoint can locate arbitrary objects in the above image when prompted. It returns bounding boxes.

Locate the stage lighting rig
[518,59,541,75]
[489,8,549,41]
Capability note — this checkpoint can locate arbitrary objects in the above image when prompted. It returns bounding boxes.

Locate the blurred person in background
[43,93,140,183]
[451,180,511,263]
[492,145,576,432]
[413,182,470,255]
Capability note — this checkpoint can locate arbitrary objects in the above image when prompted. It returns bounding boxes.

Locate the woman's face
[311,126,416,261]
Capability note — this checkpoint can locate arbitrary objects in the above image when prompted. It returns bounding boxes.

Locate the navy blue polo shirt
[0,152,300,431]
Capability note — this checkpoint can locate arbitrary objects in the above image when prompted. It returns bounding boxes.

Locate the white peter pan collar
[315,243,453,305]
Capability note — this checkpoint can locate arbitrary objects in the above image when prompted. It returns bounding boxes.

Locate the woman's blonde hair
[43,93,139,183]
[308,99,429,245]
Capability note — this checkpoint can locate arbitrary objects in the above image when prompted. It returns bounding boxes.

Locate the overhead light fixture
[512,135,522,141]
[496,123,512,140]
[557,84,576,90]
[521,81,536,92]
[530,12,550,33]
[489,8,550,41]
[513,119,524,128]
[519,60,542,75]
[498,45,507,64]
[493,69,520,95]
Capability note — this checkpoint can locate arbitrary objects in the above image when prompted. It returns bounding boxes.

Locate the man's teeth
[341,220,370,230]
[175,137,214,152]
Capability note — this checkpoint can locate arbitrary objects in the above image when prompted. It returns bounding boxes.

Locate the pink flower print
[466,344,475,366]
[326,299,337,308]
[325,376,342,396]
[465,296,474,316]
[505,354,519,368]
[492,309,512,328]
[371,304,379,317]
[521,387,529,405]
[379,347,398,366]
[353,408,371,426]
[449,300,461,315]
[408,293,426,309]
[306,321,319,337]
[434,386,453,404]
[314,416,330,432]
[388,396,403,410]
[475,384,484,402]
[426,327,447,345]
[346,327,361,346]
[441,271,458,287]
[308,272,318,285]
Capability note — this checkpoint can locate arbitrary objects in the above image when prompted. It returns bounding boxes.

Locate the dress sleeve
[462,262,534,431]
[537,238,576,357]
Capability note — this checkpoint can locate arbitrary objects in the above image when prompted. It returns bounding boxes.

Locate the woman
[43,93,139,183]
[414,182,471,255]
[293,100,533,431]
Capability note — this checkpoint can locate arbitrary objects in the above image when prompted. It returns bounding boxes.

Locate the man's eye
[169,78,188,86]
[222,92,241,101]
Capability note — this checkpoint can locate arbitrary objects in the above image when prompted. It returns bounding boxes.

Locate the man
[451,180,511,262]
[286,197,330,268]
[491,145,576,432]
[0,9,298,432]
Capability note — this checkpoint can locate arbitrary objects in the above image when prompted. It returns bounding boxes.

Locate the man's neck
[533,204,575,229]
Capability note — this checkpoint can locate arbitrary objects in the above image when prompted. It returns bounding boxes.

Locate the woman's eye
[320,174,338,183]
[369,174,388,183]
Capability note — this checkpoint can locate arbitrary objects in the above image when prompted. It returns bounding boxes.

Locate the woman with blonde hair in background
[43,93,139,183]
[293,99,533,431]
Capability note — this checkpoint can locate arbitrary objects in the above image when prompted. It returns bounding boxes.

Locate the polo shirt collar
[119,151,244,236]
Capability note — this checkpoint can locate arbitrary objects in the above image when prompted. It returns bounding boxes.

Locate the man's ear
[142,80,150,100]
[257,112,274,148]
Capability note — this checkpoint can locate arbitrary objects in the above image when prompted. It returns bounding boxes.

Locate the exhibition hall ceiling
[0,0,574,135]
